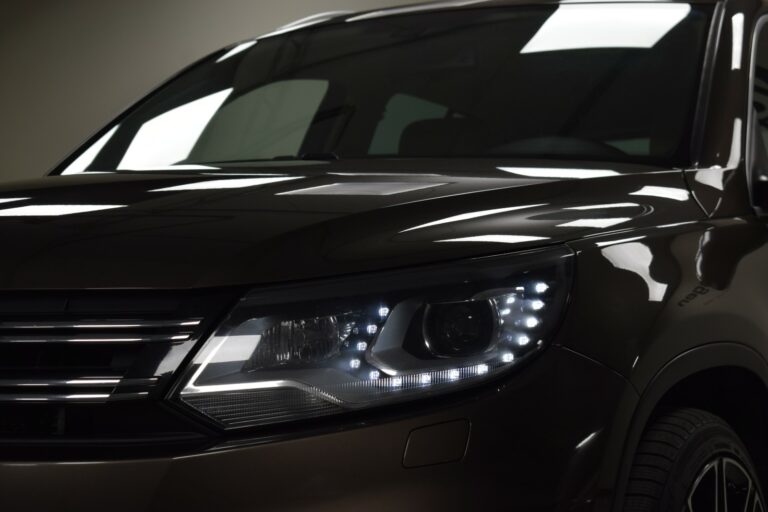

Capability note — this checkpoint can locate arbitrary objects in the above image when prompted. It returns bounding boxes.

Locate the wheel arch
[609,342,768,511]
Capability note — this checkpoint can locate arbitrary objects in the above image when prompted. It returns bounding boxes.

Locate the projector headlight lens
[177,248,572,429]
[424,300,495,357]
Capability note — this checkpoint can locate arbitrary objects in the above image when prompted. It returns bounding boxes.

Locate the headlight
[177,247,573,429]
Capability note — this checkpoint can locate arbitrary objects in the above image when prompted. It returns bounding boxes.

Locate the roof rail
[276,10,354,31]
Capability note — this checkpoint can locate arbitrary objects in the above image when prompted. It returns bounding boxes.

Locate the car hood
[0,160,702,289]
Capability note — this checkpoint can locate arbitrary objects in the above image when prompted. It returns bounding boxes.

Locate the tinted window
[753,21,768,172]
[61,3,711,173]
[370,94,449,155]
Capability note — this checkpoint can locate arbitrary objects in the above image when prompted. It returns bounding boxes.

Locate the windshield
[58,3,711,174]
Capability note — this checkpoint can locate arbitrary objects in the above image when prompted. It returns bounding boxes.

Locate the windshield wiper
[297,152,339,161]
[195,152,341,166]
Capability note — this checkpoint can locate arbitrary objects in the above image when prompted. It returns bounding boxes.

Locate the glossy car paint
[2,0,768,511]
[0,161,697,289]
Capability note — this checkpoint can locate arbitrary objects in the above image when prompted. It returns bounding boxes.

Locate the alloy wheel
[687,457,764,512]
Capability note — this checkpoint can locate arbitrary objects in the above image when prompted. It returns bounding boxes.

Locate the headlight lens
[177,248,572,429]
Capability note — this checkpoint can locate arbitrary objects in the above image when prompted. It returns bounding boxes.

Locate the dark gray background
[0,0,412,183]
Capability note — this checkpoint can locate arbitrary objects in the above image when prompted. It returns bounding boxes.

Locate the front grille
[0,289,238,453]
[0,317,205,402]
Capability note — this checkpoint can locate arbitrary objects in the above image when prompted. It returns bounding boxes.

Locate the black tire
[624,408,765,511]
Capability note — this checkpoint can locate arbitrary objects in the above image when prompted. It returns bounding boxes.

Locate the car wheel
[624,408,764,511]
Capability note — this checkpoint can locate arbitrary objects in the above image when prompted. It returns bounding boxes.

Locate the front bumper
[0,347,634,512]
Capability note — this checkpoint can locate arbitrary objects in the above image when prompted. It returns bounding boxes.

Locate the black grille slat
[0,334,194,344]
[0,378,122,386]
[0,319,202,329]
[0,318,202,346]
[0,344,141,374]
[0,333,194,344]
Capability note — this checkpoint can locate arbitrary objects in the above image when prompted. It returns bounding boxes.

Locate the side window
[752,21,768,175]
[369,94,448,155]
[747,20,768,211]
